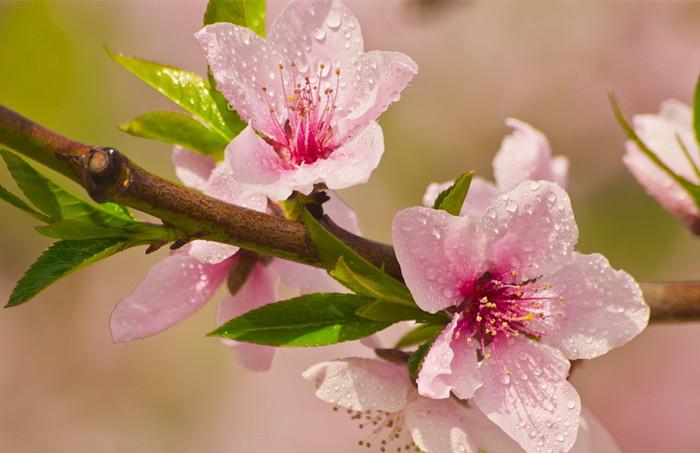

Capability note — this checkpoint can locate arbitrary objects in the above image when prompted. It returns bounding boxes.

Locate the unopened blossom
[393,180,648,452]
[424,119,568,217]
[622,100,700,232]
[304,358,622,453]
[110,148,359,371]
[195,0,418,200]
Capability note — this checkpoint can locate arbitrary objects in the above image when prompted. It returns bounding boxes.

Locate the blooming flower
[392,180,649,452]
[110,147,359,371]
[423,119,568,217]
[622,100,700,232]
[303,357,622,453]
[195,0,418,200]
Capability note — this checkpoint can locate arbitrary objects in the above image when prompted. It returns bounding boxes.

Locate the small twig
[0,104,699,323]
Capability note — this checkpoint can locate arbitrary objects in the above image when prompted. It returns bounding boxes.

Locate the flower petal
[171,146,215,190]
[303,358,411,412]
[493,119,567,192]
[268,259,344,294]
[324,191,361,235]
[539,252,649,360]
[188,240,239,265]
[218,263,279,372]
[480,180,578,281]
[194,23,280,139]
[571,408,622,453]
[405,397,480,453]
[110,252,231,342]
[335,51,418,143]
[392,207,486,313]
[473,338,581,453]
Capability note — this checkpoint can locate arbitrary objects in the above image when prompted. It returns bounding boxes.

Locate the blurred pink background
[1,0,700,451]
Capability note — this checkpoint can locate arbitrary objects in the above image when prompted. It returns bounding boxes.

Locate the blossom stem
[0,104,697,323]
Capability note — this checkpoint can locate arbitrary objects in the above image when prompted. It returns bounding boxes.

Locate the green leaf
[433,171,474,215]
[210,293,390,346]
[6,239,135,307]
[99,202,135,222]
[204,0,266,37]
[355,300,445,324]
[304,209,416,307]
[395,323,444,349]
[105,47,233,140]
[0,182,49,221]
[0,148,135,227]
[119,111,229,160]
[408,341,432,379]
[694,74,700,148]
[207,74,247,138]
[35,220,175,241]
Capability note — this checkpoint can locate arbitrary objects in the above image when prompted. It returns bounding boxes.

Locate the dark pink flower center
[261,63,341,168]
[453,270,559,354]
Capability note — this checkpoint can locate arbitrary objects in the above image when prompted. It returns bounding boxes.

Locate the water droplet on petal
[326,10,342,29]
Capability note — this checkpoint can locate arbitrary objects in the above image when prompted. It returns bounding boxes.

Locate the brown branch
[0,104,699,323]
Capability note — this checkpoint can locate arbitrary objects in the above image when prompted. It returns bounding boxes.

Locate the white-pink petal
[218,263,279,372]
[404,397,480,453]
[392,207,486,313]
[473,338,580,453]
[423,177,499,217]
[111,252,231,343]
[480,180,578,281]
[540,252,649,360]
[493,119,568,192]
[302,358,411,413]
[416,315,460,399]
[571,408,622,453]
[172,147,215,190]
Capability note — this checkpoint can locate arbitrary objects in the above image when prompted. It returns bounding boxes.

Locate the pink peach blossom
[622,100,700,231]
[423,119,568,217]
[110,148,360,371]
[304,358,622,453]
[195,0,418,200]
[393,180,648,452]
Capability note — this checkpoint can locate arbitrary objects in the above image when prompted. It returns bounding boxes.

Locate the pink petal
[417,315,482,400]
[539,252,649,360]
[571,408,622,453]
[422,177,498,217]
[188,240,239,265]
[404,397,480,453]
[324,191,361,235]
[194,23,280,139]
[480,180,578,281]
[459,404,523,453]
[218,264,279,372]
[392,207,486,313]
[171,146,215,190]
[623,142,700,223]
[473,338,581,453]
[268,259,343,294]
[334,51,418,143]
[302,358,411,412]
[493,119,567,192]
[110,252,231,343]
[267,0,364,89]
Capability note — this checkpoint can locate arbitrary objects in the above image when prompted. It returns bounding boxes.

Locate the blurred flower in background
[0,0,699,451]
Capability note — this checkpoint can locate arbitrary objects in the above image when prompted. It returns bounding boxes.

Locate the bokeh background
[1,0,699,451]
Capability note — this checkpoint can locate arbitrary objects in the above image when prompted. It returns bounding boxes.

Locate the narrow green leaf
[395,323,443,349]
[355,300,445,324]
[207,74,247,138]
[694,74,700,148]
[0,183,49,221]
[35,220,175,242]
[6,239,134,307]
[408,342,432,378]
[105,47,233,140]
[433,170,474,215]
[211,293,390,346]
[0,147,135,227]
[304,209,416,307]
[204,0,266,37]
[119,111,229,160]
[100,202,135,222]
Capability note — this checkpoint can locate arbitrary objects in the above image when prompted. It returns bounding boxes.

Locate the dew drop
[326,10,342,29]
[313,28,326,41]
[505,200,518,213]
[566,400,576,410]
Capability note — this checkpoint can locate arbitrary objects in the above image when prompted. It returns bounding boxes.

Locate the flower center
[334,406,420,452]
[261,63,341,168]
[453,270,560,355]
